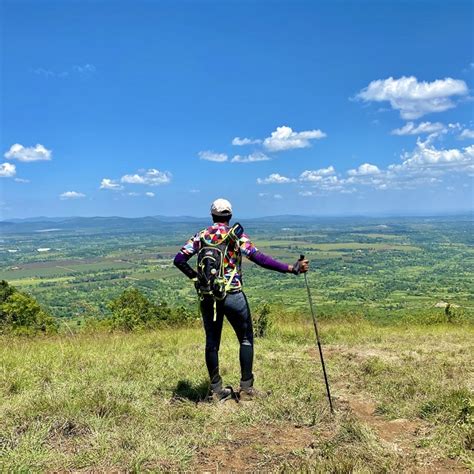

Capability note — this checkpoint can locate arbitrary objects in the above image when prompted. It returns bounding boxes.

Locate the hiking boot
[209,378,234,402]
[238,377,270,401]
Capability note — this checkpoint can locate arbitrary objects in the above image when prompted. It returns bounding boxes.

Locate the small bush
[0,280,57,335]
[108,287,172,331]
[254,303,272,338]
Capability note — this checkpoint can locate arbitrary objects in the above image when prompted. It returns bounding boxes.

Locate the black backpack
[196,223,244,300]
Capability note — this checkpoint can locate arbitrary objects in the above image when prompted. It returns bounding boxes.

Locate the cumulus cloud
[199,150,228,162]
[297,136,473,195]
[4,143,52,162]
[262,126,326,152]
[391,121,446,136]
[390,139,473,173]
[256,173,295,184]
[145,192,155,197]
[459,129,474,140]
[60,191,85,200]
[0,163,16,178]
[348,163,381,176]
[231,152,270,163]
[232,137,262,146]
[299,166,336,182]
[100,178,123,190]
[355,76,468,119]
[121,169,171,186]
[342,139,473,192]
[298,166,358,193]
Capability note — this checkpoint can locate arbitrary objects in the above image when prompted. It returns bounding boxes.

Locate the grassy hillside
[1,317,472,472]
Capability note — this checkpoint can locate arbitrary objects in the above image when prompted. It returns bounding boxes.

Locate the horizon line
[2,209,473,222]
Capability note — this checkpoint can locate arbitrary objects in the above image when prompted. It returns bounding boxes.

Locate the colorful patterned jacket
[173,222,290,290]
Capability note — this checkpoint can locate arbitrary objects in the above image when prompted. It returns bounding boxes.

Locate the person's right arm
[173,232,199,279]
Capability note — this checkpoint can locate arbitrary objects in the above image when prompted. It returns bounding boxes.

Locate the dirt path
[191,344,470,473]
[194,423,315,472]
[192,397,468,473]
[341,396,468,473]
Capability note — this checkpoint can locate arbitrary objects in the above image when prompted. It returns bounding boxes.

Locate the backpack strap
[224,265,238,292]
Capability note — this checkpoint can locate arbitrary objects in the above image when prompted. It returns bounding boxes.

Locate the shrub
[0,280,57,335]
[108,287,172,331]
[254,303,272,338]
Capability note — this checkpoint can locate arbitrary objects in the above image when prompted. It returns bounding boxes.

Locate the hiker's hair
[212,213,231,223]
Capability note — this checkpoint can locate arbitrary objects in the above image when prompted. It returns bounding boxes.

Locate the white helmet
[210,198,233,217]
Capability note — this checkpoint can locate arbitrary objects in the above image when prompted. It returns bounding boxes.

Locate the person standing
[173,198,309,401]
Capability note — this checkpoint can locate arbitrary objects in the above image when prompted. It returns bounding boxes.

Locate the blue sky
[1,0,473,219]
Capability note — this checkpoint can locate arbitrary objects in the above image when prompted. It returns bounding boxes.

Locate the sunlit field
[1,317,472,471]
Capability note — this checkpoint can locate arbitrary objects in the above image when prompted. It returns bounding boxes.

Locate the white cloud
[60,191,85,200]
[73,64,96,74]
[189,189,200,193]
[356,76,468,119]
[391,121,446,136]
[33,64,96,78]
[145,192,155,197]
[258,192,284,199]
[232,137,262,146]
[348,163,381,176]
[14,177,30,183]
[121,169,171,186]
[300,174,356,194]
[257,173,295,184]
[263,126,326,151]
[199,150,228,162]
[0,163,16,178]
[33,68,55,78]
[127,192,140,197]
[459,129,474,140]
[100,178,123,190]
[342,139,474,192]
[4,143,52,162]
[299,166,336,182]
[390,139,474,172]
[231,152,270,163]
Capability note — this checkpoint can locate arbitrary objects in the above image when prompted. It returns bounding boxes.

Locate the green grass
[0,261,136,281]
[257,240,420,251]
[351,233,403,240]
[1,318,472,471]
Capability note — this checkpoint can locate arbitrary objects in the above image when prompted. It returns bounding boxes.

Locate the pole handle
[299,254,305,261]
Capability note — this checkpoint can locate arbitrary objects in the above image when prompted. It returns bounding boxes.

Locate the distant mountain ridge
[1,213,472,236]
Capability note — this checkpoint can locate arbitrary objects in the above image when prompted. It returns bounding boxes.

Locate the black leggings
[200,291,254,384]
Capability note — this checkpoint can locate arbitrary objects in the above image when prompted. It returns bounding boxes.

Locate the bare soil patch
[194,423,314,473]
[345,397,468,473]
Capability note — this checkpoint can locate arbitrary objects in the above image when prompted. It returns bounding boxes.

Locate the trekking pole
[300,255,334,414]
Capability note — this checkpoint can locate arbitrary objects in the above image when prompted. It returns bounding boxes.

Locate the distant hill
[1,214,472,235]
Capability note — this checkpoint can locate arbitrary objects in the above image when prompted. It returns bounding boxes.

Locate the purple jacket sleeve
[249,251,290,273]
[173,252,198,279]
